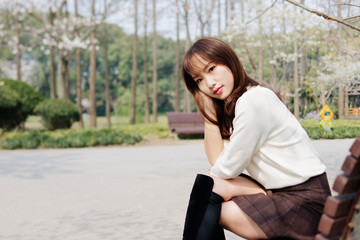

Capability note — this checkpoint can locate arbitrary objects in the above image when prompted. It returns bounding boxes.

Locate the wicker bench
[166,112,204,136]
[316,137,360,240]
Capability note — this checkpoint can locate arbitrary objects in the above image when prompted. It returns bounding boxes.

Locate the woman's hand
[199,92,217,124]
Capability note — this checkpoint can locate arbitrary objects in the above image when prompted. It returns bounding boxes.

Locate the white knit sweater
[210,86,326,189]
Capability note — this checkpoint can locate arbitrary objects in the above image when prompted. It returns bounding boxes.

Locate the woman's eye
[196,79,202,84]
[209,66,215,72]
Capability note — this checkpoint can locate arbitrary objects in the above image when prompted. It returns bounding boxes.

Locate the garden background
[0,0,359,149]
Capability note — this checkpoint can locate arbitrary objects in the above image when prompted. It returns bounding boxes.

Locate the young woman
[181,38,331,240]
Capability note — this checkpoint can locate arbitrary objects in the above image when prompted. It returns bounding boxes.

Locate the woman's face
[190,55,234,100]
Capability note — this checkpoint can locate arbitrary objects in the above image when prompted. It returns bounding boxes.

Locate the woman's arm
[204,122,223,166]
[210,87,272,179]
[200,93,224,166]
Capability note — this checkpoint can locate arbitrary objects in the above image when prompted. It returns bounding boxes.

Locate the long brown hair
[182,37,259,139]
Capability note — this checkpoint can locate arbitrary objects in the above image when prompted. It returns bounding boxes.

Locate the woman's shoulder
[237,85,277,105]
[247,85,276,96]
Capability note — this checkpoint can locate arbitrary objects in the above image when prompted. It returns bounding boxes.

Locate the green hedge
[0,128,143,150]
[0,78,43,130]
[302,126,360,140]
[34,99,80,130]
[301,120,360,139]
[0,86,22,130]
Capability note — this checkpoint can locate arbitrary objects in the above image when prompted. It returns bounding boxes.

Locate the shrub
[0,78,43,130]
[0,131,41,149]
[35,99,80,130]
[0,85,20,108]
[0,128,143,149]
[301,122,360,140]
[0,86,22,130]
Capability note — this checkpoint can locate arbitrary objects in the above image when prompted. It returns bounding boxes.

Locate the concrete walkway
[0,138,356,240]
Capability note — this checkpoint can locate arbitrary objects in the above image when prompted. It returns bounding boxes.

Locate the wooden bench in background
[348,108,360,116]
[316,137,360,240]
[166,112,204,137]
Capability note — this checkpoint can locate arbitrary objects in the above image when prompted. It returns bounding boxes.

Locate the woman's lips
[213,86,223,95]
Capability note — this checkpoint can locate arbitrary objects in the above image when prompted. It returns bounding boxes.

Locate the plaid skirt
[232,172,331,240]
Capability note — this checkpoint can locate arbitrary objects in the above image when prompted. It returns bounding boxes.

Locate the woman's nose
[205,77,216,88]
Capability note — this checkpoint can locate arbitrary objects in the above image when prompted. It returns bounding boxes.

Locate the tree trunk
[280,1,287,102]
[217,0,221,36]
[230,0,235,22]
[89,0,97,128]
[344,90,349,119]
[49,46,56,98]
[143,0,150,123]
[103,23,111,127]
[175,0,180,112]
[56,52,63,98]
[49,9,56,98]
[75,0,83,127]
[63,56,69,99]
[337,0,344,119]
[194,0,215,38]
[293,24,300,119]
[257,0,263,83]
[268,7,277,91]
[75,47,83,127]
[63,1,70,100]
[271,63,277,91]
[183,0,191,112]
[15,1,21,81]
[240,0,244,22]
[300,0,306,89]
[299,0,306,113]
[198,0,204,37]
[16,26,21,81]
[57,55,69,99]
[57,50,66,99]
[130,0,138,124]
[225,0,228,28]
[152,0,158,122]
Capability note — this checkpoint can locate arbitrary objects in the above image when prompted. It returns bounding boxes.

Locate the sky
[12,0,353,42]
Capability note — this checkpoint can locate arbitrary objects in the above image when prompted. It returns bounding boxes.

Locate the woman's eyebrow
[203,62,212,70]
[191,73,200,79]
[197,62,212,74]
[190,61,212,79]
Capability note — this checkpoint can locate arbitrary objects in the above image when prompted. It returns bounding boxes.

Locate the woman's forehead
[188,54,210,76]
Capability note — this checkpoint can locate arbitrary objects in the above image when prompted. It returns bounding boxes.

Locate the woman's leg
[182,174,225,240]
[183,173,267,239]
[205,171,266,201]
[220,201,267,239]
[205,172,268,239]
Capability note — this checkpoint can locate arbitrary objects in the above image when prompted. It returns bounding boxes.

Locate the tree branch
[344,15,360,21]
[193,0,203,24]
[246,0,278,25]
[203,0,215,26]
[285,0,360,32]
[334,3,360,8]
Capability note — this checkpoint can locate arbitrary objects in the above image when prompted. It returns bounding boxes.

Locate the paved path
[0,138,356,240]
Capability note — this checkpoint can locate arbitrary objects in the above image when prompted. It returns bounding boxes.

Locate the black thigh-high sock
[182,174,225,240]
[196,192,225,240]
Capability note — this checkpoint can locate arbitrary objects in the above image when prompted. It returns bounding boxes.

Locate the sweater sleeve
[210,88,272,179]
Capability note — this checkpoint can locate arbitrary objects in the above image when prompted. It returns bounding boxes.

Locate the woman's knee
[203,171,234,200]
[219,201,238,229]
[204,172,266,200]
